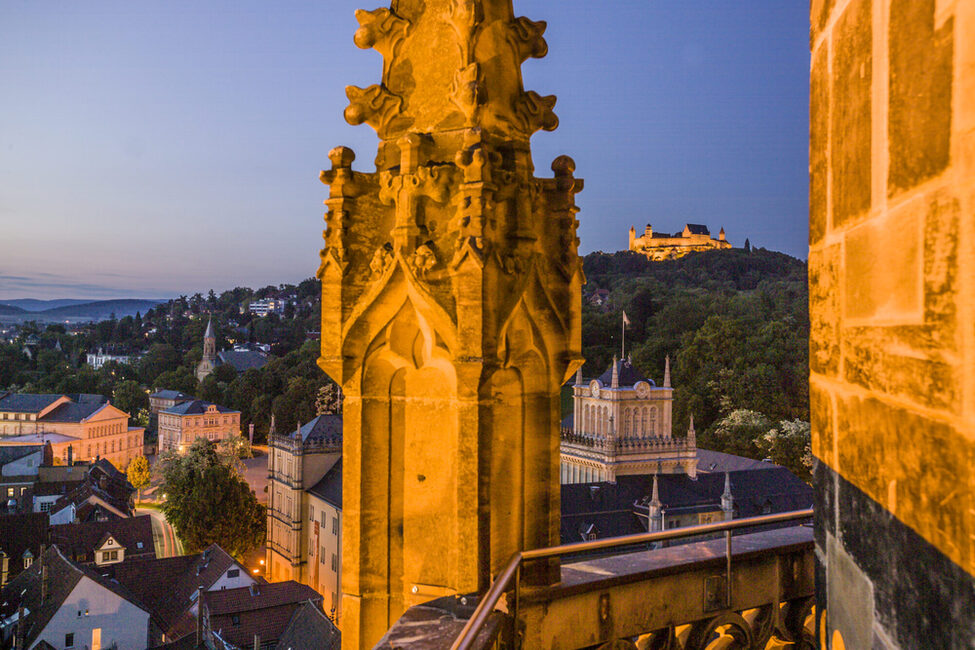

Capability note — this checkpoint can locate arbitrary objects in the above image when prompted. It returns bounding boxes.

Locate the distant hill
[40,299,164,320]
[0,299,92,312]
[0,299,164,322]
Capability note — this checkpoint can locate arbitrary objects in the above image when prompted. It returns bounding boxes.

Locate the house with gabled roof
[202,581,323,650]
[0,546,152,650]
[110,544,258,646]
[51,514,155,567]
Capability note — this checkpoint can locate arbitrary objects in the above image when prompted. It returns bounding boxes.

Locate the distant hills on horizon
[0,298,166,323]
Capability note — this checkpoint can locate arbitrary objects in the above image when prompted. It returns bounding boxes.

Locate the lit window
[23,556,32,569]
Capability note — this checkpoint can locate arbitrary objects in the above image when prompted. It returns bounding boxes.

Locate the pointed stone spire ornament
[687,413,696,445]
[649,472,663,532]
[663,355,671,388]
[318,1,583,644]
[721,471,734,521]
[575,365,583,386]
[611,355,619,389]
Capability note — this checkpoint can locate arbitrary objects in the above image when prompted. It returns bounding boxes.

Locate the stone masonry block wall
[810,0,975,647]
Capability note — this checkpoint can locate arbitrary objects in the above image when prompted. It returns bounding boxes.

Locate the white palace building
[561,356,698,484]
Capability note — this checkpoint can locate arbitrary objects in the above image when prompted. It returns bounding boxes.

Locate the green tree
[113,380,149,423]
[159,439,265,557]
[756,419,812,481]
[700,409,772,460]
[126,454,152,502]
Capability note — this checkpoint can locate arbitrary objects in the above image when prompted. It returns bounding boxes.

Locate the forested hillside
[581,248,810,477]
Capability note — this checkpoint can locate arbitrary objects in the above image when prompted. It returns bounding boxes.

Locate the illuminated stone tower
[196,316,217,381]
[316,1,583,645]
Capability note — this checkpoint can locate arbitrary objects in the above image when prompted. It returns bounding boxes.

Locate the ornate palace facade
[561,357,697,483]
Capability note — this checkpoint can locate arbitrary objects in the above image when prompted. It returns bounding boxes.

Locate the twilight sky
[0,1,809,300]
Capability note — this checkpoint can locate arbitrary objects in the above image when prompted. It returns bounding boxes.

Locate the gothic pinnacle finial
[343,0,557,140]
[651,472,661,505]
[575,366,583,386]
[611,355,619,389]
[663,355,671,388]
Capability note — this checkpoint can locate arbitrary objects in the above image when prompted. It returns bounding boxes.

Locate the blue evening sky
[0,1,809,300]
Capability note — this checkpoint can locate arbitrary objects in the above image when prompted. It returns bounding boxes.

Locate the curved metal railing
[451,508,814,650]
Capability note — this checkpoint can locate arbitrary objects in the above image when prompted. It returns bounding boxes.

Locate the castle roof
[684,223,711,235]
[597,358,654,388]
[306,458,342,508]
[296,414,343,444]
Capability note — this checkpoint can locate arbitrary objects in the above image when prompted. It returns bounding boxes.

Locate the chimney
[196,587,204,646]
[14,605,24,650]
[39,545,48,602]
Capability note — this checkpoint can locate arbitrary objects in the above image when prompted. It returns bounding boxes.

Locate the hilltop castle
[629,223,732,260]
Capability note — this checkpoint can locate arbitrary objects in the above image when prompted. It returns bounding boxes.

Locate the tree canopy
[159,439,265,558]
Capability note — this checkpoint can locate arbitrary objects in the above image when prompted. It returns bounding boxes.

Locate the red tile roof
[203,581,323,649]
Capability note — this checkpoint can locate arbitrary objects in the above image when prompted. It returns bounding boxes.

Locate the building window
[331,553,338,571]
[227,568,239,578]
[321,512,326,528]
[40,502,51,512]
[309,506,315,520]
[332,516,338,535]
[320,547,326,564]
[23,557,32,569]
[232,615,240,626]
[65,633,75,647]
[6,488,13,498]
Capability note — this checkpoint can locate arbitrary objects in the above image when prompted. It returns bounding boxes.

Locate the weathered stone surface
[808,244,840,376]
[811,0,975,645]
[809,44,829,245]
[888,0,954,196]
[830,0,872,228]
[318,1,582,646]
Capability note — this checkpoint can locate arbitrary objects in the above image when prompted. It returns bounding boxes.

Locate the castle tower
[316,2,583,645]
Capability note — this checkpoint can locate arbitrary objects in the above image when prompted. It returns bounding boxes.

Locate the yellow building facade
[628,223,731,261]
[157,400,241,453]
[316,1,583,644]
[0,393,144,469]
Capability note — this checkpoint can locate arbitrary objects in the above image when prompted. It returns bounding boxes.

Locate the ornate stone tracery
[317,1,582,645]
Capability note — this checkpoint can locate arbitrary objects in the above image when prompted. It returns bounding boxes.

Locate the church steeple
[202,316,216,361]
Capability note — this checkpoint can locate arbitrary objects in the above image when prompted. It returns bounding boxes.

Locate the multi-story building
[266,415,342,619]
[157,399,241,453]
[628,223,732,260]
[248,298,287,317]
[0,393,144,469]
[85,348,139,370]
[561,357,697,483]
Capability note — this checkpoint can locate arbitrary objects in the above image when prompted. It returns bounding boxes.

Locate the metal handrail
[451,508,814,650]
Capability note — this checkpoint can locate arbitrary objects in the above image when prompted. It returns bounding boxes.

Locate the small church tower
[196,316,218,382]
